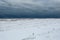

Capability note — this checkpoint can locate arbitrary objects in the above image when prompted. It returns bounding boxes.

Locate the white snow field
[0,19,60,40]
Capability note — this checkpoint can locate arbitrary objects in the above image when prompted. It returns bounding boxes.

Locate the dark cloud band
[0,0,60,18]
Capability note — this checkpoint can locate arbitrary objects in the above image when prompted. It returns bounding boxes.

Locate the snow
[0,19,60,40]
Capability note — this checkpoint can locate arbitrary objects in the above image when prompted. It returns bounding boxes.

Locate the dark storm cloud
[0,0,60,18]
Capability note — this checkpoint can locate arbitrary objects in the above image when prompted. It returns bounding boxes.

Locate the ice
[0,19,60,40]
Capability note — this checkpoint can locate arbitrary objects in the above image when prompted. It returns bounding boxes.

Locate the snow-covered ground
[0,19,60,40]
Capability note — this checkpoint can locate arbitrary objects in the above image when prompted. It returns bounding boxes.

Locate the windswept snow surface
[0,19,60,40]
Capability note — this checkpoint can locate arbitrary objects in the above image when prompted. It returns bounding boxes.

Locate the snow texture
[0,19,60,40]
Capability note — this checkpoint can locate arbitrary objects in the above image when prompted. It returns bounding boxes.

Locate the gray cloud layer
[0,0,60,18]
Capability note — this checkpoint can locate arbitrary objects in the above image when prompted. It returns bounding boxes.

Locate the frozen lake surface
[0,19,60,40]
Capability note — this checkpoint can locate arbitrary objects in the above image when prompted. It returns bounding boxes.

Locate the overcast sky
[0,0,60,18]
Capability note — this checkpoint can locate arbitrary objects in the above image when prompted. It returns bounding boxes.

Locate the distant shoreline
[0,18,60,21]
